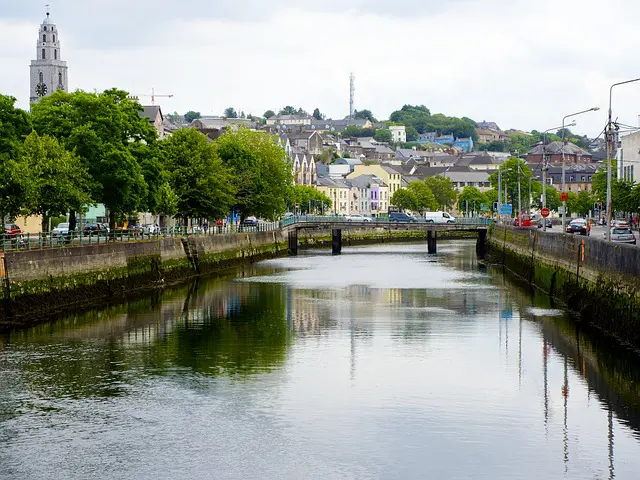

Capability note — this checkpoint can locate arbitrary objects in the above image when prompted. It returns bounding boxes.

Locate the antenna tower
[349,73,355,120]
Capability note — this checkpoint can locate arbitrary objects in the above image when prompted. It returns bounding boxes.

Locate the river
[1,240,639,479]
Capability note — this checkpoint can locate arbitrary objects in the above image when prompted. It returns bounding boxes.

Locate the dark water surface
[1,241,639,480]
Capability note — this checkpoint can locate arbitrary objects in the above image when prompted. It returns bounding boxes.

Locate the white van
[424,211,457,224]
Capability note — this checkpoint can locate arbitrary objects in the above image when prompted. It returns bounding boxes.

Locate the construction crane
[129,87,174,106]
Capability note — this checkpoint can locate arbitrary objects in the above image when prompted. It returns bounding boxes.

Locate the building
[526,141,592,164]
[288,131,324,155]
[30,9,68,104]
[315,177,352,215]
[476,121,500,131]
[433,134,455,145]
[266,114,312,126]
[529,163,599,192]
[443,169,492,192]
[291,153,317,186]
[140,106,165,139]
[348,175,390,216]
[453,137,474,153]
[619,131,640,183]
[389,126,406,144]
[348,164,403,200]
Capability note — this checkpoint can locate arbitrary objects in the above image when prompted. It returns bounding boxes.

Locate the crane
[129,88,174,106]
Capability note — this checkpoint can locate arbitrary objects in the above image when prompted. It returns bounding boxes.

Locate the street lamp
[561,108,600,230]
[606,78,640,241]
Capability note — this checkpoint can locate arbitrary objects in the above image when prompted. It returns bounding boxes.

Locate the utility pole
[517,166,522,224]
[498,169,502,224]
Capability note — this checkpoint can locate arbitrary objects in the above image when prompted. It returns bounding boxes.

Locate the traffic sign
[500,204,513,215]
[541,208,550,218]
[481,203,489,212]
[560,192,569,202]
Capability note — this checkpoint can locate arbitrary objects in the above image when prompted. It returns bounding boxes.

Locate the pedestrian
[203,221,208,234]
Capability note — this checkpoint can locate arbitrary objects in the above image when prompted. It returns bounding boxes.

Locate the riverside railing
[2,217,491,252]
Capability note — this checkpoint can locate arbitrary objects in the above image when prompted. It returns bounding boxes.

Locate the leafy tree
[224,107,238,118]
[312,108,324,120]
[373,128,393,143]
[391,188,418,211]
[214,128,291,220]
[31,89,160,229]
[532,185,561,212]
[0,94,32,158]
[279,106,299,116]
[457,186,487,215]
[406,181,438,211]
[488,158,533,213]
[184,111,201,123]
[405,125,419,142]
[288,185,331,214]
[567,189,594,217]
[478,140,507,152]
[354,109,377,122]
[424,175,457,209]
[162,128,236,221]
[263,110,275,119]
[129,141,166,215]
[342,126,375,138]
[20,132,91,232]
[388,104,476,141]
[156,182,179,217]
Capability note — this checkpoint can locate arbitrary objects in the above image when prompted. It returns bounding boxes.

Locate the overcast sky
[1,0,639,137]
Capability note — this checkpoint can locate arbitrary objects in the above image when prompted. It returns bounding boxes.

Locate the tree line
[0,91,320,232]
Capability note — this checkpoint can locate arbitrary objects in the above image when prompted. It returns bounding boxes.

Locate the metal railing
[0,222,282,252]
[281,214,492,227]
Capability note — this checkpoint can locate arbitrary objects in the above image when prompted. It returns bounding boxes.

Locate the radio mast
[349,73,355,120]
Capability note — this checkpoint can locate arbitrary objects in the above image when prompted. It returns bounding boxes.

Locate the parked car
[612,220,629,229]
[608,227,636,244]
[142,224,158,234]
[389,212,418,223]
[566,218,590,236]
[537,219,552,229]
[52,222,71,237]
[243,216,258,226]
[282,212,295,219]
[83,224,107,236]
[4,224,21,237]
[346,214,372,222]
[513,214,532,227]
[423,211,456,224]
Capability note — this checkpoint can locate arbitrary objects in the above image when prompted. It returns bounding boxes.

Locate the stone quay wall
[488,224,640,346]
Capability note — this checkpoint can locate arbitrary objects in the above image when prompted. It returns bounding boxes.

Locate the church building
[30,9,68,104]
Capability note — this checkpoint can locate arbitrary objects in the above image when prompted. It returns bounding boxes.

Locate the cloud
[1,0,640,137]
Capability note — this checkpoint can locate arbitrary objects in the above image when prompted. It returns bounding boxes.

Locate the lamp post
[561,108,600,230]
[606,78,640,241]
[539,124,574,231]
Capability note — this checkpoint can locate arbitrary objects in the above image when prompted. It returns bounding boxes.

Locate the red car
[4,224,22,236]
[513,215,532,227]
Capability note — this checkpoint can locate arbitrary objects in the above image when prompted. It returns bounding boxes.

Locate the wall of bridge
[489,225,640,346]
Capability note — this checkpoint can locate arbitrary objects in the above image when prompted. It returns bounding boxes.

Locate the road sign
[541,208,550,218]
[481,203,489,212]
[560,192,569,202]
[500,204,513,215]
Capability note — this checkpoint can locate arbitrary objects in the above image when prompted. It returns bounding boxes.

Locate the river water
[1,241,639,480]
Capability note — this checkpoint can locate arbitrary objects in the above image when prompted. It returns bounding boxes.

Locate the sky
[1,0,640,137]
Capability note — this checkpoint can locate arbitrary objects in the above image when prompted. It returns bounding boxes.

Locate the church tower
[30,8,68,104]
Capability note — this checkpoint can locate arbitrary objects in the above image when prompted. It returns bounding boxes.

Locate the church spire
[29,6,69,104]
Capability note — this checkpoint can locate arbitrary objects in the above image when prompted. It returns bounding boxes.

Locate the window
[53,34,56,42]
[43,34,47,42]
[43,26,47,31]
[39,72,43,83]
[42,48,45,59]
[54,50,57,60]
[58,72,62,84]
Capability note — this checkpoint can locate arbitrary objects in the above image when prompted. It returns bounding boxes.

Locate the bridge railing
[281,214,492,226]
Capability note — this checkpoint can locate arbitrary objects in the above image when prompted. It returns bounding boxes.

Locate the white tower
[30,8,68,104]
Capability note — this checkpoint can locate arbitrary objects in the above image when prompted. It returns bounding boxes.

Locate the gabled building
[140,106,165,139]
[291,153,317,186]
[348,175,390,216]
[526,141,592,164]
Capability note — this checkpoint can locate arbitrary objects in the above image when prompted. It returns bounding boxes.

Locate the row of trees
[388,105,477,142]
[0,91,303,231]
[390,176,458,213]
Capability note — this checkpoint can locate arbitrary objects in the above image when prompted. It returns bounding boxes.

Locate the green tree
[373,128,393,143]
[263,110,275,119]
[424,175,457,209]
[532,185,561,212]
[0,94,32,158]
[391,188,418,211]
[406,181,438,211]
[288,185,331,214]
[20,132,92,232]
[567,190,593,217]
[488,158,533,212]
[31,89,160,229]
[342,126,374,138]
[224,107,238,118]
[312,108,324,120]
[162,129,236,221]
[354,109,377,122]
[184,111,201,123]
[457,186,487,215]
[478,140,507,152]
[279,106,298,115]
[214,128,291,220]
[156,182,179,217]
[405,125,419,142]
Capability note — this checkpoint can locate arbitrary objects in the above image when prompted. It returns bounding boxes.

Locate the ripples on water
[0,241,639,480]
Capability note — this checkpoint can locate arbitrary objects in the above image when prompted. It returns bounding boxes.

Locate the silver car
[608,227,636,244]
[52,222,70,237]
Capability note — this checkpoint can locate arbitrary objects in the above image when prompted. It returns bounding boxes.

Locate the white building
[30,9,68,104]
[389,125,406,144]
[266,114,312,126]
[619,131,640,183]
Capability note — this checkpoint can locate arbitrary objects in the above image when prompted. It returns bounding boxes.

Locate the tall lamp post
[606,78,640,241]
[561,108,600,230]
[539,124,574,231]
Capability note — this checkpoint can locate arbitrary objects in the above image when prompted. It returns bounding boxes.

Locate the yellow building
[14,215,43,234]
[347,164,403,200]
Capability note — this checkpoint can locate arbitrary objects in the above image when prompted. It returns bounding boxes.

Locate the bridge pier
[476,229,487,259]
[332,229,342,255]
[427,230,437,254]
[288,230,298,256]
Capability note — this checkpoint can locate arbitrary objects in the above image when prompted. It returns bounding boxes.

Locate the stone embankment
[0,227,468,326]
[488,224,640,347]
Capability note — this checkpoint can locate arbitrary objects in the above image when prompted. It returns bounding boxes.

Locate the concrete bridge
[281,216,491,255]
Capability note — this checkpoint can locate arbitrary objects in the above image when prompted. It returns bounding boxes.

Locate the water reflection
[0,241,639,480]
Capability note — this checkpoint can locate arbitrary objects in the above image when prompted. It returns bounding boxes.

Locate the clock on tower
[36,82,48,97]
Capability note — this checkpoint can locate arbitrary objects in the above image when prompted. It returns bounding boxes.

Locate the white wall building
[389,126,406,144]
[619,131,640,183]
